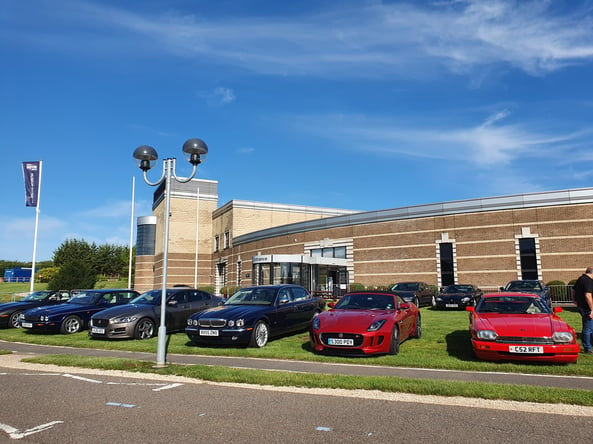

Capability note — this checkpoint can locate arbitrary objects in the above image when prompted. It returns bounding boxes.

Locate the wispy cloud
[198,87,236,106]
[5,0,593,79]
[294,109,591,167]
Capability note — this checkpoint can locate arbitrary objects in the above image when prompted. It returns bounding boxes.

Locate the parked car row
[0,282,580,363]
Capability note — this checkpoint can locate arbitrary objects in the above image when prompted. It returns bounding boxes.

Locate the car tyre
[60,315,82,334]
[413,315,422,339]
[389,326,400,355]
[134,318,155,340]
[413,297,420,307]
[9,310,23,328]
[249,320,269,348]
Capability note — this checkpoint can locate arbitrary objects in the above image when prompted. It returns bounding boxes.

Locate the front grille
[92,319,109,327]
[320,333,364,347]
[198,319,226,328]
[496,336,553,345]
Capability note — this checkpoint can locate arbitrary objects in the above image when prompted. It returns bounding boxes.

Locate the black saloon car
[0,290,71,328]
[390,281,436,307]
[499,280,552,307]
[186,285,325,348]
[20,289,139,334]
[89,288,223,339]
[434,284,483,310]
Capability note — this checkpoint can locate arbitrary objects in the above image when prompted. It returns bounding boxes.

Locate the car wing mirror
[553,306,562,313]
[466,306,475,312]
[279,296,290,305]
[168,300,178,306]
[399,302,410,310]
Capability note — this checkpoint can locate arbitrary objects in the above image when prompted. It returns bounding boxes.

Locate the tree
[47,259,97,290]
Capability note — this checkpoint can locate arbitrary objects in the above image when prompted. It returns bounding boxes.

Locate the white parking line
[0,421,63,439]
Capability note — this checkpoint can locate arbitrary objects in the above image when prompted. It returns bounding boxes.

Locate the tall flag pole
[22,160,43,292]
[128,176,135,289]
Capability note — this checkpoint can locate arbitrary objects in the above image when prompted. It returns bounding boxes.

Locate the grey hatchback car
[89,288,223,339]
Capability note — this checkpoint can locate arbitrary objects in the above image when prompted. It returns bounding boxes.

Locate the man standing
[573,267,593,354]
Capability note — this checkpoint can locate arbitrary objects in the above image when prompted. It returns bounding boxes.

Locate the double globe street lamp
[133,138,209,367]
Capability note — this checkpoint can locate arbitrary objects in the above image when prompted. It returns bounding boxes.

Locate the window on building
[519,238,538,280]
[214,235,219,252]
[310,246,346,258]
[224,231,230,249]
[439,242,455,286]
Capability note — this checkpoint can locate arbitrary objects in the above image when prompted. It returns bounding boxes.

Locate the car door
[186,290,212,316]
[290,287,317,329]
[165,291,192,331]
[396,296,415,337]
[273,287,299,334]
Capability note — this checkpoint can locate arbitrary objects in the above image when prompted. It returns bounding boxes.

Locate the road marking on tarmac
[0,421,63,440]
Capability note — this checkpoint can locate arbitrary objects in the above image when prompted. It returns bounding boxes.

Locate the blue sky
[2,0,593,262]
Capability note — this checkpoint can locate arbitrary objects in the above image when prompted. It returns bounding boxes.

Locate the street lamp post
[133,138,208,367]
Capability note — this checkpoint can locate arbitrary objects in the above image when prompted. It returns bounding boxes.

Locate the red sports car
[466,292,579,363]
[310,291,421,355]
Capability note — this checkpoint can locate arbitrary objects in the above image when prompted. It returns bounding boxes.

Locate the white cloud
[5,0,593,79]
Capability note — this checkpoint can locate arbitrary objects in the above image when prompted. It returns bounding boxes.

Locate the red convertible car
[310,291,421,355]
[466,292,579,363]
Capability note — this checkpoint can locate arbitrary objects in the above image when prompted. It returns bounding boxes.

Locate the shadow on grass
[445,329,477,362]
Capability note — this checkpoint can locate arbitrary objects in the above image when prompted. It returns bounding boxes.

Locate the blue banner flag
[22,161,40,207]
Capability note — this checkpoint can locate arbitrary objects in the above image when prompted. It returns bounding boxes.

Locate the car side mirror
[553,307,562,313]
[168,300,178,306]
[466,306,475,312]
[279,296,290,305]
[499,287,504,291]
[327,302,336,309]
[400,302,410,310]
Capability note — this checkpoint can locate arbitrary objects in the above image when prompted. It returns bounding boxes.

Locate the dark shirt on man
[573,273,593,311]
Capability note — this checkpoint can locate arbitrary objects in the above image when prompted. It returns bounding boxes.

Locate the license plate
[509,345,543,354]
[445,303,459,308]
[328,338,354,346]
[200,329,219,336]
[21,322,32,328]
[91,327,105,334]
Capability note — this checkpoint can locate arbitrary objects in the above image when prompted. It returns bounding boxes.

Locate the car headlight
[312,317,320,330]
[113,316,137,324]
[41,316,49,322]
[476,330,497,341]
[367,319,387,332]
[552,332,574,343]
[187,319,198,326]
[461,297,470,303]
[436,297,443,301]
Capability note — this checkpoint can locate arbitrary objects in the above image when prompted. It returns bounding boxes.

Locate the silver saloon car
[89,288,223,340]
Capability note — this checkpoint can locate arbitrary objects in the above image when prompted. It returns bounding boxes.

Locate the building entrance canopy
[252,254,348,298]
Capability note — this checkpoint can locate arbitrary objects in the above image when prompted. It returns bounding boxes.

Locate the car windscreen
[476,296,550,314]
[130,290,163,305]
[392,283,419,291]
[21,291,51,301]
[334,294,395,310]
[68,292,103,305]
[225,288,275,305]
[444,285,472,293]
[506,281,541,291]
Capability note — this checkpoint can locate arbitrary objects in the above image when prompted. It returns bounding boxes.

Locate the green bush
[349,283,366,291]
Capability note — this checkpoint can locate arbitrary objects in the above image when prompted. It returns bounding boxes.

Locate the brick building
[134,180,593,296]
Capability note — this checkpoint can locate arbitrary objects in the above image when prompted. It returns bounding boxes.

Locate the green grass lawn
[1,305,590,377]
